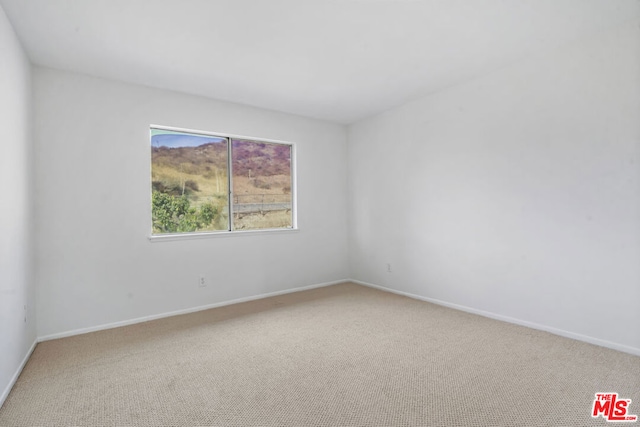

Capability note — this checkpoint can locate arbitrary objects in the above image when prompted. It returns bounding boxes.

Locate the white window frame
[149,125,297,242]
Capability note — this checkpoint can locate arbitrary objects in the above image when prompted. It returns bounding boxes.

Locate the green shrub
[199,203,217,225]
[152,191,221,233]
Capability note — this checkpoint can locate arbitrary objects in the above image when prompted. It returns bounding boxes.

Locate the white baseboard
[38,279,348,342]
[351,279,640,357]
[0,339,37,410]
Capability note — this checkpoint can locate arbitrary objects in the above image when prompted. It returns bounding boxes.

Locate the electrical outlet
[198,275,207,288]
[386,263,392,273]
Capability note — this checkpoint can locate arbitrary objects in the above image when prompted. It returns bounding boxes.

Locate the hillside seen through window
[151,128,293,235]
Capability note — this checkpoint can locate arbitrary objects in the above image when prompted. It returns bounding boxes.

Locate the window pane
[231,139,292,230]
[151,129,229,234]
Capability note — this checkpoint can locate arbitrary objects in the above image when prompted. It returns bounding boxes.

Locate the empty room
[1,0,639,426]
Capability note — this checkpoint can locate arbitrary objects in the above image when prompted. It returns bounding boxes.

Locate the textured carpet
[1,282,638,426]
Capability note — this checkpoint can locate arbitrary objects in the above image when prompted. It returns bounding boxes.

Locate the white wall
[33,68,349,338]
[0,5,36,406]
[348,20,640,354]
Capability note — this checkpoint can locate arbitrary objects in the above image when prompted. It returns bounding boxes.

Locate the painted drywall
[348,20,640,354]
[33,68,349,338]
[0,4,36,406]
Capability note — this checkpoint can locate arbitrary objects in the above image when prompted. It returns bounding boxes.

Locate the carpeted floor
[0,282,638,426]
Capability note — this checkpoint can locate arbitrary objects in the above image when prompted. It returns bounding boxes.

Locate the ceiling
[2,0,638,124]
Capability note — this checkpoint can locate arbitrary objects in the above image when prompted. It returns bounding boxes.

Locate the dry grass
[152,159,292,232]
[152,167,290,201]
[233,174,291,195]
[234,210,292,230]
[152,164,226,196]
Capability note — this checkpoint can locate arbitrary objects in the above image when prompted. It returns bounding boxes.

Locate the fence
[232,193,291,214]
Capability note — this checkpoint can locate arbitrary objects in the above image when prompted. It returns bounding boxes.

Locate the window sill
[148,227,299,242]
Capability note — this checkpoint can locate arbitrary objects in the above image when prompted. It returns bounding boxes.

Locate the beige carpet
[1,282,638,427]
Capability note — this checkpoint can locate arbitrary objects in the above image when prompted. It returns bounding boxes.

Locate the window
[150,126,294,236]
